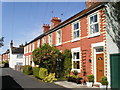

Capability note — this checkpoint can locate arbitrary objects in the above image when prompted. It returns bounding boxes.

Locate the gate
[110,53,120,89]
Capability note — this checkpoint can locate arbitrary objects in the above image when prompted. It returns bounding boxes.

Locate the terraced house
[24,1,120,88]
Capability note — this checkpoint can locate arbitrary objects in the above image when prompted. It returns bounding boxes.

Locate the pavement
[54,81,88,88]
[1,68,100,90]
[1,68,68,89]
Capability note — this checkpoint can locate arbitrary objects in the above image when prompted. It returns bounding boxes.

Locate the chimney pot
[43,24,50,33]
[51,17,61,28]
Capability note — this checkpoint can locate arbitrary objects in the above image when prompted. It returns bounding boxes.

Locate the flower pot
[100,84,107,89]
[86,82,93,87]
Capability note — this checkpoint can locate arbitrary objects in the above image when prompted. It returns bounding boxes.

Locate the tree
[0,37,4,48]
[63,49,72,76]
[32,44,63,73]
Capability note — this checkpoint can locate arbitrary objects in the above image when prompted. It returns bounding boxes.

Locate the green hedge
[39,68,48,79]
[33,67,40,78]
[43,73,57,83]
[23,65,33,75]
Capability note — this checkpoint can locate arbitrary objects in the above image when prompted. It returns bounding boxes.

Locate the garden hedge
[39,68,48,79]
[33,67,40,78]
[23,65,33,75]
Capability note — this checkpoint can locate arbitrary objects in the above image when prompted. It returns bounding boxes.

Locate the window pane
[57,30,61,43]
[77,30,79,38]
[94,14,97,22]
[90,16,93,24]
[74,32,77,38]
[76,52,79,59]
[73,52,76,59]
[74,23,79,30]
[90,25,94,34]
[73,61,80,69]
[73,52,79,59]
[95,23,99,32]
[96,47,104,52]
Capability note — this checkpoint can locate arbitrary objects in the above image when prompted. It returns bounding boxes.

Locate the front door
[96,53,104,82]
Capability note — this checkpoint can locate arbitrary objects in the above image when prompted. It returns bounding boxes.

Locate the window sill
[71,38,80,42]
[55,43,62,46]
[71,69,81,73]
[87,32,100,38]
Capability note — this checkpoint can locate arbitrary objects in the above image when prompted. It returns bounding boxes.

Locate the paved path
[2,68,69,89]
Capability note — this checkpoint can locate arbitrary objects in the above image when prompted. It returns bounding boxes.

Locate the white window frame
[17,54,23,59]
[37,39,40,48]
[72,20,80,42]
[29,44,31,52]
[48,33,52,46]
[24,46,26,54]
[27,45,28,53]
[56,29,62,46]
[88,12,100,38]
[71,47,81,73]
[32,43,34,51]
[42,37,46,45]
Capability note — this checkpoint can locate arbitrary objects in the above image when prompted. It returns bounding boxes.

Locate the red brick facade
[0,49,10,62]
[24,2,107,82]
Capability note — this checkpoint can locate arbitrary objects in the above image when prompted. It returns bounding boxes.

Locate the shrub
[32,44,63,73]
[39,68,48,79]
[72,70,78,76]
[2,60,9,64]
[63,49,72,76]
[23,65,33,75]
[100,76,108,85]
[43,73,57,83]
[33,67,40,78]
[87,75,94,82]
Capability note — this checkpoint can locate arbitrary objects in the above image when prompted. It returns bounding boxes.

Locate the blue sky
[2,2,85,53]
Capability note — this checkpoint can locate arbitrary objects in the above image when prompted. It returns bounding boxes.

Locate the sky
[1,1,86,53]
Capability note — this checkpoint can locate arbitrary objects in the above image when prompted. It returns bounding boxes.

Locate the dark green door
[110,53,120,89]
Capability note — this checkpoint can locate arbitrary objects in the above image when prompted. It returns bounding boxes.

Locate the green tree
[63,49,72,76]
[32,44,63,73]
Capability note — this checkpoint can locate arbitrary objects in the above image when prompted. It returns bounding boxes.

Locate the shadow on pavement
[2,75,23,90]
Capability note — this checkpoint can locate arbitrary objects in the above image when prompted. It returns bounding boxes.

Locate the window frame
[42,37,46,45]
[48,33,52,46]
[72,20,80,41]
[71,47,81,73]
[56,29,62,46]
[37,39,40,48]
[88,12,100,37]
[16,54,23,59]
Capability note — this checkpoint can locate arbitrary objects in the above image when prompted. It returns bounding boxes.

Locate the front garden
[22,44,109,88]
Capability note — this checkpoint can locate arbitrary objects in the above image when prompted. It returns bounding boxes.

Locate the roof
[2,49,10,55]
[25,2,106,46]
[11,47,24,54]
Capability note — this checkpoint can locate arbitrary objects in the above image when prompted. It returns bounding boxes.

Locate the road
[1,68,70,89]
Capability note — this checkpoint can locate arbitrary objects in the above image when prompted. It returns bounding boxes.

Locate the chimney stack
[10,40,13,48]
[51,17,61,28]
[86,0,97,9]
[43,24,50,33]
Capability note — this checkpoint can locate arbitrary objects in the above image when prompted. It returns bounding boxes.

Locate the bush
[100,76,108,85]
[39,68,48,79]
[66,74,82,84]
[23,65,33,75]
[63,49,72,76]
[72,70,78,76]
[87,75,94,82]
[33,67,40,78]
[43,73,57,83]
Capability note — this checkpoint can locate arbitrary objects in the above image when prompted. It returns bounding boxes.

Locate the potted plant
[100,76,108,89]
[86,74,94,87]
